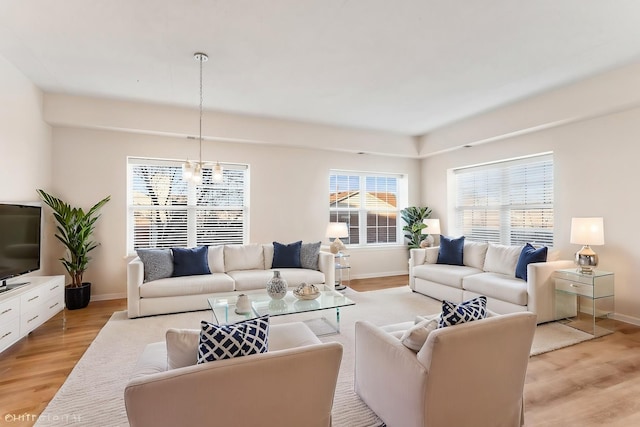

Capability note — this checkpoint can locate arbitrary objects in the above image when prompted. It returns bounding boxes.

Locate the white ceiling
[2,0,640,135]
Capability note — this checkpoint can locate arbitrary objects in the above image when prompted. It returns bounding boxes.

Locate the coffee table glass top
[208,285,355,325]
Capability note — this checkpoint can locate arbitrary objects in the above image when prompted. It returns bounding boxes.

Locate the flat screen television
[0,203,42,287]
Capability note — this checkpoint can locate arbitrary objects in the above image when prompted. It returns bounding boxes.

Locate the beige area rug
[35,286,594,427]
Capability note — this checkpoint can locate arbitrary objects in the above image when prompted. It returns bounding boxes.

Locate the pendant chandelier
[182,52,223,184]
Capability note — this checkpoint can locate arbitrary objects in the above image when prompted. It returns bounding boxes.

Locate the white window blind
[329,171,402,245]
[127,158,248,252]
[453,153,554,246]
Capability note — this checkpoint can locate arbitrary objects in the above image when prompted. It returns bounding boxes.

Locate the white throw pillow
[483,242,523,276]
[463,241,488,269]
[400,317,439,352]
[224,244,264,272]
[207,245,225,273]
[424,247,439,264]
[166,328,199,369]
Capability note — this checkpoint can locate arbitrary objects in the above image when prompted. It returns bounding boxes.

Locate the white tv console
[0,275,65,354]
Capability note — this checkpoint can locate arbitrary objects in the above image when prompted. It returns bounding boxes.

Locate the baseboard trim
[91,293,126,301]
[610,313,640,326]
[351,271,409,280]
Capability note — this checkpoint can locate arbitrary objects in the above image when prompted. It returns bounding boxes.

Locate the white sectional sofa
[127,243,335,318]
[409,241,573,324]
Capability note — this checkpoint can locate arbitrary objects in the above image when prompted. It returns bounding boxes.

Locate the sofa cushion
[463,241,488,269]
[437,235,465,266]
[300,241,321,270]
[412,263,482,289]
[166,328,199,369]
[207,245,225,273]
[139,273,235,298]
[136,248,173,282]
[515,243,548,281]
[463,272,528,306]
[400,317,439,352]
[197,316,270,363]
[172,246,211,277]
[438,296,487,328]
[224,244,264,272]
[483,242,523,276]
[273,241,302,268]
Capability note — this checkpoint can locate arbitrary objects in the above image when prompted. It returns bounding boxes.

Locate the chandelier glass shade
[183,52,223,184]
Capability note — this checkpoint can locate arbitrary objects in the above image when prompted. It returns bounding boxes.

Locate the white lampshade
[326,222,349,238]
[570,217,604,246]
[422,218,441,235]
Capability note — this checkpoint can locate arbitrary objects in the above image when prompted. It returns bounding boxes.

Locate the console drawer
[0,298,20,324]
[21,286,48,312]
[0,318,20,352]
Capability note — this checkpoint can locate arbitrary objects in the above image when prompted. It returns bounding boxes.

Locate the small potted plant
[37,189,110,310]
[401,206,433,249]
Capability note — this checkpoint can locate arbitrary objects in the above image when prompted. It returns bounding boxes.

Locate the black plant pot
[65,282,91,310]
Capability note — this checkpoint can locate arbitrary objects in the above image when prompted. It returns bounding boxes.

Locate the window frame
[329,170,405,247]
[450,153,554,247]
[126,157,249,254]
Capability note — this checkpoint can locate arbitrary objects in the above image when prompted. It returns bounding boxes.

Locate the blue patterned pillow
[197,315,270,363]
[438,296,487,328]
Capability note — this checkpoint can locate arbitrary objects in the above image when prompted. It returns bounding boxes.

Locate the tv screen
[0,203,42,282]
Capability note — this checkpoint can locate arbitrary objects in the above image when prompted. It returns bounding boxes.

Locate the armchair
[355,312,536,427]
[125,322,343,427]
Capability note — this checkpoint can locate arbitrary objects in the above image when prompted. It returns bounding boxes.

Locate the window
[452,153,554,246]
[329,171,402,246]
[127,158,248,252]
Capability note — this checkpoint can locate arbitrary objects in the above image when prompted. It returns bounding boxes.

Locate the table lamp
[570,217,604,274]
[421,218,441,247]
[326,222,349,254]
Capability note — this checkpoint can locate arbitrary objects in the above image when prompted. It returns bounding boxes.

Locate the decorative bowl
[293,283,321,300]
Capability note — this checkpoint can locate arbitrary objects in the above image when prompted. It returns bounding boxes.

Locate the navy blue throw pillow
[437,235,465,266]
[515,243,548,281]
[171,246,211,277]
[272,241,302,268]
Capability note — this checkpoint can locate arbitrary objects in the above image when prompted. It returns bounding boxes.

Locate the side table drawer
[555,278,594,297]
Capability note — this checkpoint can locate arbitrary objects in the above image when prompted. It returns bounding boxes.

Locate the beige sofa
[125,322,343,427]
[355,312,537,427]
[127,244,335,318]
[409,242,573,324]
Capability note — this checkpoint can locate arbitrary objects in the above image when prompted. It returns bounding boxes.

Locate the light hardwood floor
[1,275,638,426]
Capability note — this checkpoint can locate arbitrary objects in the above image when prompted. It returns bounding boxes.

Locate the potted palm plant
[37,189,110,310]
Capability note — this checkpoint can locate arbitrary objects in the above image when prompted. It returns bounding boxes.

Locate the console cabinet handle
[27,315,38,323]
[0,308,11,315]
[27,295,39,302]
[0,331,11,340]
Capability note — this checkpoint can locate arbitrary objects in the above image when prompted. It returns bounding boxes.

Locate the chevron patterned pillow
[197,315,270,363]
[438,296,487,328]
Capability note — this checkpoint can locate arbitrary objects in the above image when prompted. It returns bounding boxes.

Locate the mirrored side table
[554,268,614,337]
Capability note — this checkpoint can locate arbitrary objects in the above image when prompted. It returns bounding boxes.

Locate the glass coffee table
[208,285,355,335]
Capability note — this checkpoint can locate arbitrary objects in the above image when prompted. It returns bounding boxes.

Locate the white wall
[421,65,640,324]
[49,109,421,299]
[0,54,53,275]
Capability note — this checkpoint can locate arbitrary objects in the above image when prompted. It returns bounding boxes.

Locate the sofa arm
[125,342,343,427]
[355,321,428,424]
[318,251,335,287]
[127,257,144,318]
[527,259,575,324]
